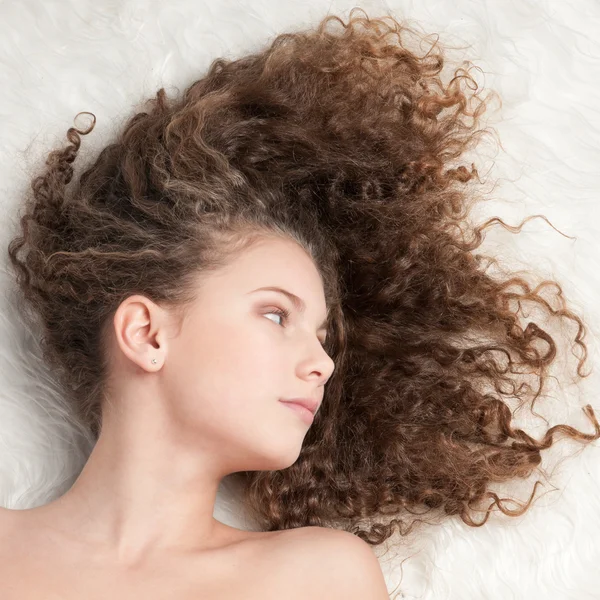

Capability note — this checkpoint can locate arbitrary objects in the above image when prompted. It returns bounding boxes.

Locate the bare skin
[0,505,324,599]
[0,235,337,598]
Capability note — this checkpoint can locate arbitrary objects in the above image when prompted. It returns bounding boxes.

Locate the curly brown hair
[6,6,599,566]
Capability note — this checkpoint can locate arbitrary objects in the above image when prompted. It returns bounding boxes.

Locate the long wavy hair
[6,6,599,563]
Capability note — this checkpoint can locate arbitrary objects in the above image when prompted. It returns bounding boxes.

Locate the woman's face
[160,235,335,473]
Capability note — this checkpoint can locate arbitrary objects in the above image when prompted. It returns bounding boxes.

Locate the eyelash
[265,306,328,350]
[266,306,291,326]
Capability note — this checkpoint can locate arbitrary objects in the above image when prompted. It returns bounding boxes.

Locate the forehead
[205,236,329,318]
[221,236,324,291]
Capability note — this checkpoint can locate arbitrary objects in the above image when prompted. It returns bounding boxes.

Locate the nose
[314,347,335,384]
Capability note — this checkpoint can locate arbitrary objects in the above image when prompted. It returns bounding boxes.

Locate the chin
[253,445,303,472]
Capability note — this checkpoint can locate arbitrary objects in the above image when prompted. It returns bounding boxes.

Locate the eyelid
[265,304,328,346]
[266,305,290,322]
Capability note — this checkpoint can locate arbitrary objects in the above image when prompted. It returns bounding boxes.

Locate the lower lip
[280,402,314,424]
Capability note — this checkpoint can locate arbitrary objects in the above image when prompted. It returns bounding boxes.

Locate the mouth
[279,397,319,415]
[279,400,315,424]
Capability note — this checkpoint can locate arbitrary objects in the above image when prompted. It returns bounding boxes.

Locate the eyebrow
[248,286,329,333]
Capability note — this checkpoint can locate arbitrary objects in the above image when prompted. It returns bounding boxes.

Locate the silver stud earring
[151,358,157,364]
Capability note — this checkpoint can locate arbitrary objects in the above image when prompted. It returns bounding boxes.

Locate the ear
[111,294,171,373]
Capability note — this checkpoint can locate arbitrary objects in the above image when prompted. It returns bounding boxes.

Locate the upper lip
[280,397,320,415]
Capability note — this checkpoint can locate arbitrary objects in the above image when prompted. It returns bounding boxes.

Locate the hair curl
[6,6,599,571]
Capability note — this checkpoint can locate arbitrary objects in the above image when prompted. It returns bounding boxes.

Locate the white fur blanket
[1,1,598,598]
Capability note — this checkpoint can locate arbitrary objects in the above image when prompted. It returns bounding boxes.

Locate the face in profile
[159,235,335,474]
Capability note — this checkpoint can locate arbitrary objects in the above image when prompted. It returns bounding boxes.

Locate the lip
[280,401,315,424]
[279,397,319,415]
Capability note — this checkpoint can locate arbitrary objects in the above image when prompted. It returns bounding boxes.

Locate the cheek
[209,317,282,368]
[166,318,288,418]
[219,320,289,393]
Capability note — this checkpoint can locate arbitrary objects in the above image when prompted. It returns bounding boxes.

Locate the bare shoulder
[275,526,390,600]
[0,506,20,555]
[0,506,16,536]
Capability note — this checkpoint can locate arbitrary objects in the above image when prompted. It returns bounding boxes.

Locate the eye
[264,306,329,351]
[264,306,291,327]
